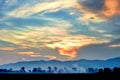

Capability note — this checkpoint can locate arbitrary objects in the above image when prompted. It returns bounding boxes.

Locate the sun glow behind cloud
[46,35,109,59]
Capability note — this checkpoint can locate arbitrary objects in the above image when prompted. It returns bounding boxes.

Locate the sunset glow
[103,0,119,17]
[0,0,120,64]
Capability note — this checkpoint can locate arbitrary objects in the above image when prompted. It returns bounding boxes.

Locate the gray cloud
[77,38,120,60]
[79,0,104,12]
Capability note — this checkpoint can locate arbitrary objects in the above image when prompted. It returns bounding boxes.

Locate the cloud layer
[0,0,120,64]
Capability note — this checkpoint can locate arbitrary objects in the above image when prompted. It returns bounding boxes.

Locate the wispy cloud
[9,0,77,17]
[0,19,72,48]
[0,26,110,59]
[18,52,36,56]
[88,26,107,33]
[18,51,56,60]
[0,47,15,51]
[108,44,120,48]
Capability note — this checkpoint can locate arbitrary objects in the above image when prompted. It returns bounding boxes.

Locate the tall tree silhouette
[20,67,26,72]
[98,68,103,74]
[103,68,112,73]
[48,66,52,72]
[113,67,120,74]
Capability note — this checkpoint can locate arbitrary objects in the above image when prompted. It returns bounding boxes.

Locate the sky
[0,0,120,64]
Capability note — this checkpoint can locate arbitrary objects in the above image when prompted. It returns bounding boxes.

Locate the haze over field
[0,0,120,64]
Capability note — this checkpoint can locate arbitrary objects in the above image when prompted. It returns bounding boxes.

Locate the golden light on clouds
[18,51,56,60]
[103,0,119,17]
[0,0,117,61]
[44,55,57,60]
[58,46,79,59]
[18,52,36,56]
[0,47,15,51]
[46,35,109,59]
[108,44,120,48]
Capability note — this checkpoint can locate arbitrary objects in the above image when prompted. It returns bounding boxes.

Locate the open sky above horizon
[0,0,120,64]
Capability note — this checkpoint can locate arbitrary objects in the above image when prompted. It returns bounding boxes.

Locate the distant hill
[0,57,120,71]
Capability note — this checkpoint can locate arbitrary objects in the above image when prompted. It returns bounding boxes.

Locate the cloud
[46,35,109,59]
[43,55,57,60]
[108,44,120,48]
[3,0,120,24]
[18,51,56,60]
[7,0,120,24]
[0,19,71,48]
[0,27,110,60]
[0,47,15,51]
[75,0,120,24]
[21,58,27,61]
[18,52,36,56]
[102,0,120,17]
[88,26,107,34]
[107,38,120,48]
[9,0,77,17]
[0,0,119,61]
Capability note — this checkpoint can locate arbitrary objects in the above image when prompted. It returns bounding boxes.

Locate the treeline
[0,66,120,74]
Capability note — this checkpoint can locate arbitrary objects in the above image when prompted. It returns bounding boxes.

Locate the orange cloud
[46,35,109,59]
[75,0,120,23]
[102,0,120,17]
[58,46,79,59]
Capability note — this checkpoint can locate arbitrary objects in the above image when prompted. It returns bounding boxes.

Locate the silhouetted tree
[0,69,3,72]
[37,67,42,72]
[48,66,52,72]
[53,67,57,71]
[113,67,120,74]
[32,68,38,72]
[20,67,26,72]
[28,70,32,72]
[87,68,95,73]
[98,68,103,74]
[8,68,13,72]
[103,68,112,73]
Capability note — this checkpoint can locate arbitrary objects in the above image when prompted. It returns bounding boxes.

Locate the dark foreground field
[0,73,120,80]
